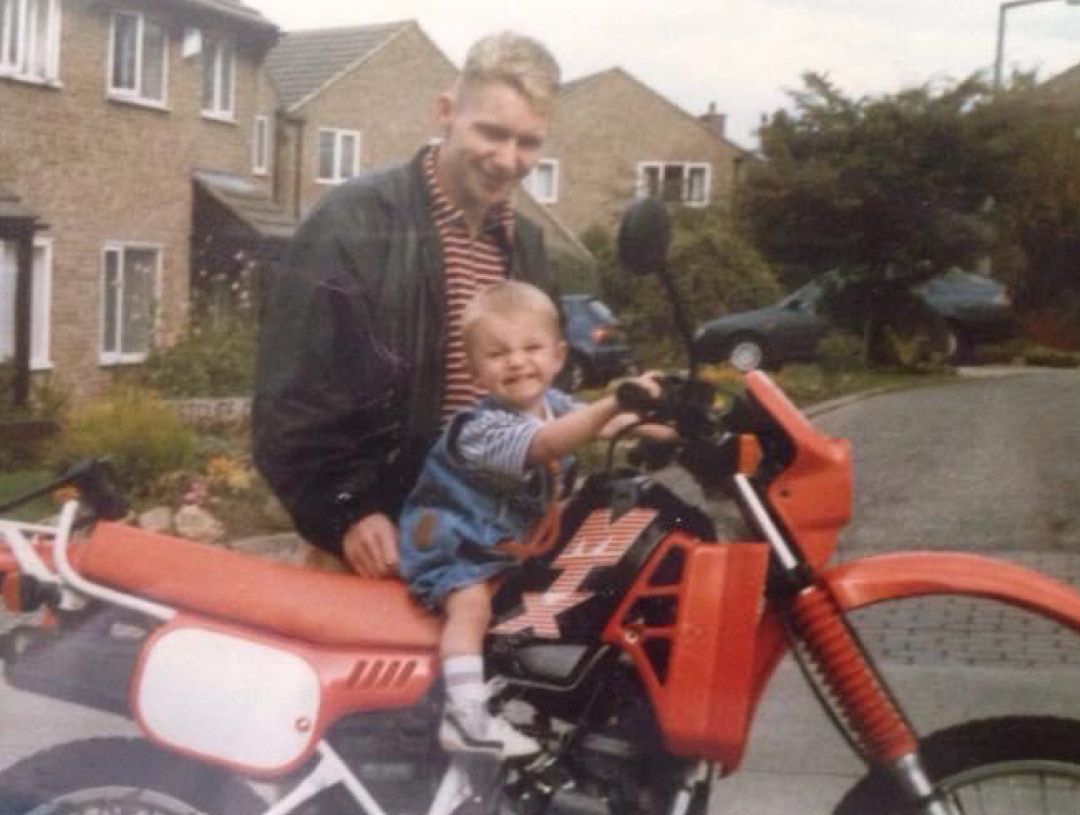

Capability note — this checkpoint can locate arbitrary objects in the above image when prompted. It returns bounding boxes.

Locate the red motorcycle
[3,199,1080,815]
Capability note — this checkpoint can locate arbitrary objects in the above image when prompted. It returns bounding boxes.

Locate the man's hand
[342,513,399,578]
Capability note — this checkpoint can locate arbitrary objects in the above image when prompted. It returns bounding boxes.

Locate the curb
[803,364,1038,419]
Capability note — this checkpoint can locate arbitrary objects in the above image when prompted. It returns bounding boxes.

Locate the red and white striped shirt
[422,147,514,425]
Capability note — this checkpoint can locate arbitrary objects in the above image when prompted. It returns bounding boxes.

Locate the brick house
[523,67,752,235]
[2,10,740,403]
[0,0,279,400]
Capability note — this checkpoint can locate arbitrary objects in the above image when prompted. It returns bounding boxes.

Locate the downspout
[11,220,36,407]
[288,113,306,221]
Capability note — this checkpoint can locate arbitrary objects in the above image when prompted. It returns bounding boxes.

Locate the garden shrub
[1019,302,1080,352]
[588,207,782,368]
[816,331,866,376]
[0,365,69,470]
[1022,348,1080,368]
[52,386,198,497]
[138,317,255,397]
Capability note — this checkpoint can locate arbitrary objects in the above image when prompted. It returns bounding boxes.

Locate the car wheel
[726,335,767,372]
[941,323,972,364]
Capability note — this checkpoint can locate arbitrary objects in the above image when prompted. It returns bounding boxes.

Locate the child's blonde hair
[461,281,561,353]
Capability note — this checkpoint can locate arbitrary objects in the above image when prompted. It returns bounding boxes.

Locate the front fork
[731,472,948,814]
[787,583,949,815]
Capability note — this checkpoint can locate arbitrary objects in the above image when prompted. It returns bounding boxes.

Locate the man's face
[435,80,549,226]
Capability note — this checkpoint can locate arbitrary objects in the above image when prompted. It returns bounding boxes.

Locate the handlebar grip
[615,381,659,413]
[67,459,128,520]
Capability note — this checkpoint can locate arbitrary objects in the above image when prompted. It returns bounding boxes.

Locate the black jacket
[253,150,551,553]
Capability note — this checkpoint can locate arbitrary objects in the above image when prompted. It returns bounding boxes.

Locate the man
[253,32,561,577]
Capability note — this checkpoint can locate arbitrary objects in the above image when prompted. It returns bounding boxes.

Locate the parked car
[559,294,633,389]
[695,268,1016,371]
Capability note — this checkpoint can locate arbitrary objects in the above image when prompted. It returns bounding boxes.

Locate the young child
[397,281,661,760]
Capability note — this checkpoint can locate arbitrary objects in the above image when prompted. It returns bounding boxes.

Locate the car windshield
[782,280,824,311]
[585,299,616,323]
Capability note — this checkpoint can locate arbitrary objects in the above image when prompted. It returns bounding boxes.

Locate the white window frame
[107,10,168,108]
[636,161,712,207]
[29,236,51,370]
[0,236,52,369]
[316,128,361,184]
[523,159,559,204]
[201,33,234,120]
[0,0,60,84]
[252,114,269,176]
[99,242,162,366]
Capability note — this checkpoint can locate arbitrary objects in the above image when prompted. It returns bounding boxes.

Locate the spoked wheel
[0,738,265,815]
[835,717,1080,814]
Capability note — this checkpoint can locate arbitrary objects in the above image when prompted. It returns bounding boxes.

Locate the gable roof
[266,21,416,110]
[560,67,753,155]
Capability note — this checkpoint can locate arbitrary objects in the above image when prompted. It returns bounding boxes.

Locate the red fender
[823,552,1080,632]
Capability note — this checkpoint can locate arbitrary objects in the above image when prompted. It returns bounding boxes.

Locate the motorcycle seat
[73,522,441,650]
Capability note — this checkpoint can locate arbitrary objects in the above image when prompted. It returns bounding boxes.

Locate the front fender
[823,552,1080,633]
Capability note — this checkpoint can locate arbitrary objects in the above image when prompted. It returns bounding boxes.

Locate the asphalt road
[815,367,1080,555]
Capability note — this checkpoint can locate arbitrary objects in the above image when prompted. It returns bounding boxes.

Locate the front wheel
[835,717,1080,815]
[0,737,266,815]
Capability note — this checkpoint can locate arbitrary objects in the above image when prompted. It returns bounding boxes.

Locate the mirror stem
[657,267,699,379]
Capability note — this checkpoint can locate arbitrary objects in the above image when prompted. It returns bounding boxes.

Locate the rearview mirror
[615,197,700,378]
[617,197,670,276]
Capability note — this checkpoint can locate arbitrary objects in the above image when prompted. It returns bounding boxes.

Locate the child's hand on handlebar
[613,370,666,409]
[602,371,678,440]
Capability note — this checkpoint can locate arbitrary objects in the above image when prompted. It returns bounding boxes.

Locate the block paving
[845,550,1080,668]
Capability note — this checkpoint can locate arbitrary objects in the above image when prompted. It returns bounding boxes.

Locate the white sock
[443,655,487,709]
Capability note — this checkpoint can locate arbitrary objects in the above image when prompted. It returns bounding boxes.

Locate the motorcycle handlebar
[0,458,128,521]
[616,375,723,438]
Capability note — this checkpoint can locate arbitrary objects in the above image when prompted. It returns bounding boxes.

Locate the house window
[0,237,51,369]
[101,243,160,364]
[317,128,360,184]
[0,0,59,82]
[109,11,166,105]
[523,159,559,204]
[637,162,711,206]
[252,114,269,175]
[201,34,234,118]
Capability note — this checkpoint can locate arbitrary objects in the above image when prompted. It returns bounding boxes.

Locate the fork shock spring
[789,584,917,763]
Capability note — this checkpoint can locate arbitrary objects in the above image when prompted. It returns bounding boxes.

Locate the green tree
[741,71,1080,359]
[744,73,1002,287]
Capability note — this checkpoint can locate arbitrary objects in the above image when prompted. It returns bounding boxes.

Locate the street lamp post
[994,0,1080,89]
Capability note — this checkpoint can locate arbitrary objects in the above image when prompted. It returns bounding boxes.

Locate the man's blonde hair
[460,32,561,113]
[462,281,561,351]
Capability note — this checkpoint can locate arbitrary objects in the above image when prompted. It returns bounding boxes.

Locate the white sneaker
[439,699,541,759]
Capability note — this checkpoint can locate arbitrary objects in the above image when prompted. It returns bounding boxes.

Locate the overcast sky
[245,0,1080,148]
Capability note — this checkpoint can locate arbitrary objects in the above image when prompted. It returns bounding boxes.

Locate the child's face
[468,310,567,414]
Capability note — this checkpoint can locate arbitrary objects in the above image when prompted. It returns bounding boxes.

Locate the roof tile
[266,22,411,109]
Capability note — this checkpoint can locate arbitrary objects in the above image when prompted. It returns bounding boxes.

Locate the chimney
[700,102,726,139]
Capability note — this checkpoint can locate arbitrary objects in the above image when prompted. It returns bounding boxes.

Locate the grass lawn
[772,364,955,407]
[0,468,56,522]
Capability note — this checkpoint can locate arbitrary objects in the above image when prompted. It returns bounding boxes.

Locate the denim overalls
[398,393,572,607]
